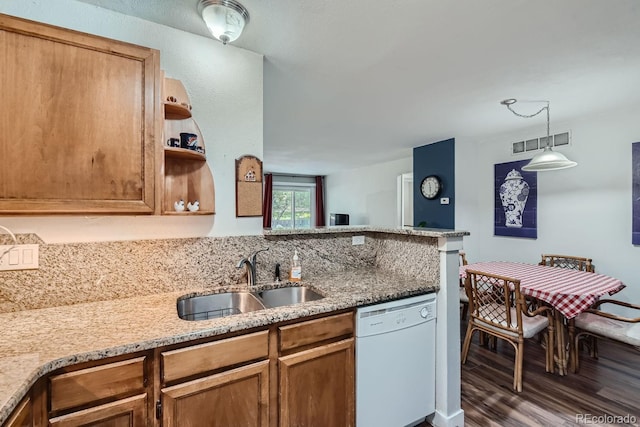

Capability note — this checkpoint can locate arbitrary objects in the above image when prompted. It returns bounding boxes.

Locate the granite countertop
[263,225,469,238]
[0,268,437,424]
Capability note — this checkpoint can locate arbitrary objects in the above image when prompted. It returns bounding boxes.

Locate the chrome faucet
[237,247,269,287]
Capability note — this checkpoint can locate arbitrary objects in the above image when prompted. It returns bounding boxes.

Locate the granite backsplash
[0,231,439,312]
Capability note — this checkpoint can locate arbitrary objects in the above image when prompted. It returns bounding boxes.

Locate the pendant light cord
[505,101,551,149]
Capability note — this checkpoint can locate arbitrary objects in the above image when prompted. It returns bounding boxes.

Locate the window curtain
[263,173,273,228]
[315,176,325,227]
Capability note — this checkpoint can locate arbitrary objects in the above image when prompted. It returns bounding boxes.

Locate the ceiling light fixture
[198,0,249,45]
[500,99,577,172]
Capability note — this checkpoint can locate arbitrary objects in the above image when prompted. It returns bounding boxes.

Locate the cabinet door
[48,394,147,427]
[0,14,159,214]
[162,360,269,427]
[279,338,355,427]
[5,396,31,427]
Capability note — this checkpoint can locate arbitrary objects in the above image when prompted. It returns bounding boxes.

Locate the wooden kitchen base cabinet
[48,394,147,427]
[279,339,355,427]
[161,361,270,427]
[277,312,355,427]
[46,354,150,427]
[2,312,355,427]
[159,331,270,426]
[4,396,31,427]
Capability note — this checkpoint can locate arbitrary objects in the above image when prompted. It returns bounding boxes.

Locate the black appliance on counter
[330,213,349,226]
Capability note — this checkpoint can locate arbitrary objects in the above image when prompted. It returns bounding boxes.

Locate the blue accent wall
[413,138,455,229]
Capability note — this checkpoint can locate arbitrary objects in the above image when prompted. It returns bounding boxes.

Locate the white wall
[456,104,640,305]
[313,101,640,307]
[326,157,412,227]
[0,0,263,243]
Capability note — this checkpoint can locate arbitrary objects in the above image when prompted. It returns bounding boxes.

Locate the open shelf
[162,157,215,215]
[164,147,206,161]
[162,210,215,216]
[164,102,192,120]
[161,75,215,216]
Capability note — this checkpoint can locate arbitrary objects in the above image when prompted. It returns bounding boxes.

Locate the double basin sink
[177,286,324,321]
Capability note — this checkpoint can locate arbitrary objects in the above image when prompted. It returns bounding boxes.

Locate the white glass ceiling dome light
[500,98,577,171]
[198,0,249,45]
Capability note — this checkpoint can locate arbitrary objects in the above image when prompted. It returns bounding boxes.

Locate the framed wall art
[633,142,640,245]
[494,159,537,239]
[236,155,263,217]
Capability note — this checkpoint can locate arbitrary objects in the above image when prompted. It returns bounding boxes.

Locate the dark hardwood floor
[459,326,640,427]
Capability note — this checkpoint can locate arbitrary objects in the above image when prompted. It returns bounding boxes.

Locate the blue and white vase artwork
[499,169,530,228]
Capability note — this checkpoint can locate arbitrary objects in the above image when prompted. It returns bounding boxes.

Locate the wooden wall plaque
[236,155,263,217]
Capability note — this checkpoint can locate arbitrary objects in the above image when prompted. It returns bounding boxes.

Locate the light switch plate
[0,244,39,271]
[440,197,450,205]
[352,235,365,245]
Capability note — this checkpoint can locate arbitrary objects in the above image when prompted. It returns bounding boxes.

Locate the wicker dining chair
[572,300,640,372]
[539,254,596,372]
[539,254,594,273]
[459,251,469,320]
[461,270,554,392]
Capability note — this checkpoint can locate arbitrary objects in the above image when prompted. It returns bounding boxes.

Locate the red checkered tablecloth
[460,261,626,319]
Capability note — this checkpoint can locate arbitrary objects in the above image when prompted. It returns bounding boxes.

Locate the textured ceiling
[75,0,640,175]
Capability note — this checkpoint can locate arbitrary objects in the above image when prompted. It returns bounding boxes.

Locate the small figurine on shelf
[187,200,200,212]
[174,199,185,212]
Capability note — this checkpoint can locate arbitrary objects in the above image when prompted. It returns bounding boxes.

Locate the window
[271,178,316,230]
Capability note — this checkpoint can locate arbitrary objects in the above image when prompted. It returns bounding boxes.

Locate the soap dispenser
[289,249,301,282]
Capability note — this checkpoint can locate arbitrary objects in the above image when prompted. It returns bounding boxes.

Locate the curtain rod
[266,173,324,178]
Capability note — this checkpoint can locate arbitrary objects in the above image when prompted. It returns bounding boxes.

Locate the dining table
[460,261,626,375]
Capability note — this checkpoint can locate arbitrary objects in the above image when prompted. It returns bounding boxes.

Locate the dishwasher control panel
[356,293,436,337]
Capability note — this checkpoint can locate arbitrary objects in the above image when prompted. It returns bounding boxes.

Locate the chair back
[459,251,468,266]
[465,269,525,336]
[539,254,594,273]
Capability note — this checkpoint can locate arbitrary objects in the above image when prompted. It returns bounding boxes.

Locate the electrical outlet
[0,244,39,271]
[352,235,365,245]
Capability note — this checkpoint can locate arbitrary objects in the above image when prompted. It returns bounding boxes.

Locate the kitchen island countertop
[0,268,437,424]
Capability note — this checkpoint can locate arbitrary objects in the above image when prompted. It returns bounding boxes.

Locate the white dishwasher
[356,293,436,427]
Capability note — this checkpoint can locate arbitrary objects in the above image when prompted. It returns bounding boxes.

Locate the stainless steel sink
[177,292,266,321]
[256,286,324,308]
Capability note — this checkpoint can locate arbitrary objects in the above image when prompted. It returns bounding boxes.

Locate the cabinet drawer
[49,356,146,413]
[279,312,354,353]
[161,330,269,383]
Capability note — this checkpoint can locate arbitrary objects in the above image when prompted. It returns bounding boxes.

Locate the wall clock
[420,175,441,199]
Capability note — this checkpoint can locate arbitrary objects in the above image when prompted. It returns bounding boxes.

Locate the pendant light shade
[198,0,249,45]
[521,146,577,171]
[500,99,577,172]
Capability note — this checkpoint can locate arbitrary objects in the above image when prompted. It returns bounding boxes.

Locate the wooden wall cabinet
[161,77,215,215]
[0,14,159,214]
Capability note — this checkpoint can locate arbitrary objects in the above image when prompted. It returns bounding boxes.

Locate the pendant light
[500,99,577,171]
[198,0,250,45]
